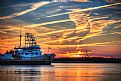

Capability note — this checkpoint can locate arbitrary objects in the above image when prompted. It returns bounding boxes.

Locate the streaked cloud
[74,0,89,2]
[25,19,74,27]
[0,2,50,19]
[46,3,121,18]
[46,41,121,47]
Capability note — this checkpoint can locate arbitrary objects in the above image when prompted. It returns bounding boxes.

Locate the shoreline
[52,57,121,63]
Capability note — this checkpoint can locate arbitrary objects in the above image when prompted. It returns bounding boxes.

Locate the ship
[0,32,56,65]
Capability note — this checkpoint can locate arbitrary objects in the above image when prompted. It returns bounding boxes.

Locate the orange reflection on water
[53,63,107,81]
[1,63,121,81]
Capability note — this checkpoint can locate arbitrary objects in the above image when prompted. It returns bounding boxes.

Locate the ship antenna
[48,47,51,53]
[20,23,22,47]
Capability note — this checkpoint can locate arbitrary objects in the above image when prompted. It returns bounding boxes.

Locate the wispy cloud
[74,0,89,2]
[37,26,89,37]
[46,3,121,18]
[48,41,121,47]
[41,36,82,44]
[25,19,74,27]
[0,2,50,19]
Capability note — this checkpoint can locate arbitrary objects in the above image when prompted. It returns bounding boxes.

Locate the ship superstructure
[14,33,43,60]
[0,32,55,64]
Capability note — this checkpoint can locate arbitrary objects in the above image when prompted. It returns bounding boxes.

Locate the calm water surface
[0,63,121,81]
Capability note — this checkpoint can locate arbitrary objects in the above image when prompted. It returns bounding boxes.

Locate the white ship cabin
[14,46,43,60]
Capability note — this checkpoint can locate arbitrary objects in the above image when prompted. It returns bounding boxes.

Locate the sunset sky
[0,0,121,58]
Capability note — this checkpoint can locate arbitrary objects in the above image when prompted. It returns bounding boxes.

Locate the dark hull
[0,60,51,65]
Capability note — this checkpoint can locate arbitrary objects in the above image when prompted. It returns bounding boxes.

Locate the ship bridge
[29,46,41,49]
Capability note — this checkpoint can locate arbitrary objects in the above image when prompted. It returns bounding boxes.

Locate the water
[0,63,121,81]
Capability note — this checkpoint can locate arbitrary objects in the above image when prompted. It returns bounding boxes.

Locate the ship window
[28,50,32,52]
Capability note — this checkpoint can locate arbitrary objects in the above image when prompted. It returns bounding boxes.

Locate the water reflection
[0,63,121,81]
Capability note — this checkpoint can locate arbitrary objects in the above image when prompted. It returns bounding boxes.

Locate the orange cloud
[69,9,90,30]
[74,0,89,2]
[25,19,74,27]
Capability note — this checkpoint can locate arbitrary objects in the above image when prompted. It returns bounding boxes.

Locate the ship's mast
[25,33,37,47]
[20,23,22,47]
